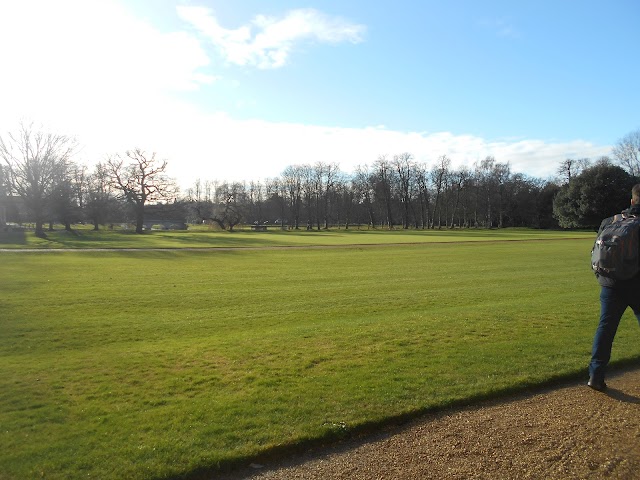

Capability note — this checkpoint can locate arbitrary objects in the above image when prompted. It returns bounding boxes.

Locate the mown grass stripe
[2,232,638,479]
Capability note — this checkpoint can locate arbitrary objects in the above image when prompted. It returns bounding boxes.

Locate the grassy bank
[2,232,637,479]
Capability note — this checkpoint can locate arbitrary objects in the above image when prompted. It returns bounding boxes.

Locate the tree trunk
[35,220,46,238]
[135,204,144,234]
[385,194,394,229]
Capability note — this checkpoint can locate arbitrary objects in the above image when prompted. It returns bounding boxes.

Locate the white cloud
[0,1,611,193]
[177,6,366,69]
[149,117,611,190]
[0,0,214,136]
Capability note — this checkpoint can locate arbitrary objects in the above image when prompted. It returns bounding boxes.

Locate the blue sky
[0,0,638,189]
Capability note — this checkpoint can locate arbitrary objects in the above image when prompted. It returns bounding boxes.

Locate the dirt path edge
[213,361,640,480]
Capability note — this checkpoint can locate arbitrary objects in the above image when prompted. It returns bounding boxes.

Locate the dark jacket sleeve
[596,216,613,236]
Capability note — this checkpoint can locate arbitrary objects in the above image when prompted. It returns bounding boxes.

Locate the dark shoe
[587,378,607,391]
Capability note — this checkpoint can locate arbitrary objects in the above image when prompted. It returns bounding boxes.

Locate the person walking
[588,183,640,391]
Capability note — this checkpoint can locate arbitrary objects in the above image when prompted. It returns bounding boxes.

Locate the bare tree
[352,165,376,228]
[393,152,415,229]
[0,164,7,228]
[185,178,214,224]
[448,167,471,228]
[0,122,76,237]
[49,161,78,232]
[373,155,395,229]
[414,163,431,229]
[282,165,305,229]
[106,148,176,234]
[308,165,322,229]
[475,156,497,227]
[430,155,451,228]
[86,162,121,230]
[263,177,283,225]
[248,179,265,223]
[334,174,353,229]
[612,129,640,177]
[186,178,205,203]
[312,162,340,229]
[209,181,245,231]
[556,158,590,184]
[301,165,315,229]
[493,161,511,228]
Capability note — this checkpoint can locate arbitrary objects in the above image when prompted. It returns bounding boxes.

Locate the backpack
[591,213,640,281]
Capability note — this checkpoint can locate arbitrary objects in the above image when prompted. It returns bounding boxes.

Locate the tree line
[184,155,556,231]
[1,122,639,235]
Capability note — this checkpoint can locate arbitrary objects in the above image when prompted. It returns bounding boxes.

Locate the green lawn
[0,224,595,249]
[1,230,638,479]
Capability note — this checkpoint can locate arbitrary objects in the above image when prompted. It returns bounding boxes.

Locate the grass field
[0,224,594,249]
[1,228,639,479]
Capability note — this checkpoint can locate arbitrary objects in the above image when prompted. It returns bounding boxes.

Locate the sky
[0,0,638,191]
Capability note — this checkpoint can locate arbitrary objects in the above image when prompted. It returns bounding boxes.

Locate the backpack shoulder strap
[620,212,640,221]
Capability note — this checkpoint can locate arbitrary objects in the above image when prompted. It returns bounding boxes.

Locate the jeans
[589,284,640,381]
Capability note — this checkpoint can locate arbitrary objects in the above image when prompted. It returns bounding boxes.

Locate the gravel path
[220,364,640,480]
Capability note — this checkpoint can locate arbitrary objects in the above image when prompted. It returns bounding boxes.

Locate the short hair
[633,184,640,204]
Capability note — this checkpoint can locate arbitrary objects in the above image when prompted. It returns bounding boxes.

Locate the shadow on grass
[57,229,301,249]
[0,231,27,245]
[159,357,640,480]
